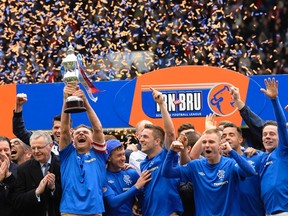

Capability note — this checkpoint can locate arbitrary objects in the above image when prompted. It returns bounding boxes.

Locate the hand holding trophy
[61,44,100,113]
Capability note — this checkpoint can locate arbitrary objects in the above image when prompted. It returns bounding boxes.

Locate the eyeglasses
[31,143,50,151]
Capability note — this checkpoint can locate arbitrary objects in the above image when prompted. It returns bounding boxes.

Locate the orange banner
[0,84,16,139]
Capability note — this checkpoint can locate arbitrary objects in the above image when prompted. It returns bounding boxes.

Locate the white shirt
[129,150,147,175]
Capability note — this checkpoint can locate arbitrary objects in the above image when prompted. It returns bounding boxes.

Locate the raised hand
[260,78,278,99]
[171,140,184,152]
[63,82,78,98]
[151,87,164,105]
[16,93,28,106]
[205,113,217,130]
[15,93,28,112]
[230,86,240,102]
[220,141,232,156]
[0,154,9,181]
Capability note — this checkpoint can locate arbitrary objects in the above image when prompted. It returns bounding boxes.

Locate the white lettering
[213,181,229,186]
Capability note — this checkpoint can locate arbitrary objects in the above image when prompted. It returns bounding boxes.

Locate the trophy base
[64,97,86,113]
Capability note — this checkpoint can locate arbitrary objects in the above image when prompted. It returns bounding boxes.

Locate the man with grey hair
[13,130,61,216]
[10,137,32,165]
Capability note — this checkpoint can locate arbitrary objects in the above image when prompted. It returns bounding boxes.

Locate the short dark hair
[53,114,73,127]
[74,124,93,133]
[222,123,243,137]
[177,123,195,135]
[184,131,201,148]
[144,124,165,145]
[263,120,277,128]
[0,136,11,148]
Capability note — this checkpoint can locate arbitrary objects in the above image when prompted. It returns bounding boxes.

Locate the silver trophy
[62,44,86,113]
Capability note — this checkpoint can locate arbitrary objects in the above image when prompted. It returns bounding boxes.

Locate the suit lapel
[29,159,43,184]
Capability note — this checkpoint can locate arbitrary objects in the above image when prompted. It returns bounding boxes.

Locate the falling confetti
[0,0,287,85]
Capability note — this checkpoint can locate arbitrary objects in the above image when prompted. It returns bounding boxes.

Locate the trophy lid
[63,44,77,63]
[67,44,75,55]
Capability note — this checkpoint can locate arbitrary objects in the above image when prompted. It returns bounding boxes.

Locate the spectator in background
[0,1,287,84]
[177,123,195,136]
[0,136,18,216]
[13,93,70,155]
[13,131,61,216]
[126,119,152,174]
[178,130,201,216]
[10,137,32,165]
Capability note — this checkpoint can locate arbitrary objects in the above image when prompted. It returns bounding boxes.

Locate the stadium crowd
[0,0,287,85]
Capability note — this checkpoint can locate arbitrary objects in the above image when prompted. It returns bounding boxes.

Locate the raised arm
[230,86,264,144]
[151,88,176,149]
[161,141,183,178]
[59,84,73,150]
[260,78,288,151]
[221,142,256,177]
[13,93,32,145]
[178,134,191,165]
[76,89,105,144]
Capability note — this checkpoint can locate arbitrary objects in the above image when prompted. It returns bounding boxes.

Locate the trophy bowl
[65,96,86,113]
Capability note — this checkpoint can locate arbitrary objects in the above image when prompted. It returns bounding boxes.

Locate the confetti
[0,0,287,85]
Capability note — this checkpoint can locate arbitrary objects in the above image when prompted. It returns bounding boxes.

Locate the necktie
[42,163,49,176]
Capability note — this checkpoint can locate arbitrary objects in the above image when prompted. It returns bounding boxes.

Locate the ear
[238,136,244,145]
[155,137,162,146]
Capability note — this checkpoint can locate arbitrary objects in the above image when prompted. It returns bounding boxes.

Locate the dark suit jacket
[0,162,18,216]
[13,154,62,216]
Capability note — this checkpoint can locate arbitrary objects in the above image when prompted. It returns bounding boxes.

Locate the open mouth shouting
[11,149,17,159]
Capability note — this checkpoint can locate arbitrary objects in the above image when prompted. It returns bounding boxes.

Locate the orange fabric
[0,84,16,138]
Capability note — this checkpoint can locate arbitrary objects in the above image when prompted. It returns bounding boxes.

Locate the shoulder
[125,167,139,176]
[17,159,37,173]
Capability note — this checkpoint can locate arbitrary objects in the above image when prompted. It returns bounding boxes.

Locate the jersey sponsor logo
[214,181,229,186]
[108,180,114,184]
[265,161,273,166]
[208,83,236,116]
[84,158,96,163]
[147,166,159,173]
[123,174,133,186]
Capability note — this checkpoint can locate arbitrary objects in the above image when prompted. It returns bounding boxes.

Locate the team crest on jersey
[123,175,132,186]
[217,170,225,181]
